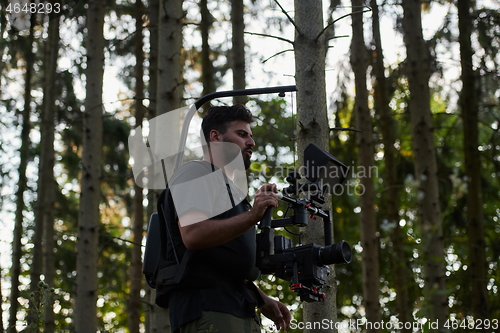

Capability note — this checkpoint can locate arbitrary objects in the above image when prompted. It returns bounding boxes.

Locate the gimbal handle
[260,207,273,230]
[258,192,334,247]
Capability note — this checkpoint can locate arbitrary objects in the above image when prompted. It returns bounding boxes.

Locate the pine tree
[401,0,448,328]
[129,1,146,332]
[149,1,184,332]
[293,0,335,331]
[370,0,411,328]
[9,13,35,333]
[350,1,381,330]
[74,0,106,331]
[231,0,246,104]
[40,11,60,333]
[457,0,489,319]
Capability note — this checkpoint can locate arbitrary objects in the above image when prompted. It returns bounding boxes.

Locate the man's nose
[247,136,255,147]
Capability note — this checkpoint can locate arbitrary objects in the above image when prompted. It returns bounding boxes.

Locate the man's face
[216,120,255,170]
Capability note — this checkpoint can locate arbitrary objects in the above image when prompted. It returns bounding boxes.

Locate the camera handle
[259,191,286,230]
[322,211,333,246]
[260,206,273,231]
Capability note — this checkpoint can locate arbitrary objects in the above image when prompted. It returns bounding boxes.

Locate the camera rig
[256,144,352,302]
[141,85,352,304]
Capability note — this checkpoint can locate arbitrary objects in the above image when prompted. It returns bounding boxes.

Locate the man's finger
[261,183,278,192]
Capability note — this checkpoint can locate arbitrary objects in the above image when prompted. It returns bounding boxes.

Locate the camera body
[255,145,352,302]
[257,232,339,302]
[255,186,352,302]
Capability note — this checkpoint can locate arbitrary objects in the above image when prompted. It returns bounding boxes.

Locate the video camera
[256,143,352,302]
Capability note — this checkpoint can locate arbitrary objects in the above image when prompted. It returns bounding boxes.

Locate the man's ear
[209,129,221,142]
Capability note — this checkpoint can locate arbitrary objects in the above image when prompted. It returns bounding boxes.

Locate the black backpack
[142,187,194,308]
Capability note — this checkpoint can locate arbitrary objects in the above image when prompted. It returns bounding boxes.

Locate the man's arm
[179,183,278,250]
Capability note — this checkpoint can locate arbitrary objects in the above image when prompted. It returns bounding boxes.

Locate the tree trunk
[74,1,105,332]
[401,0,448,327]
[28,11,45,327]
[129,2,146,333]
[149,1,184,332]
[350,1,381,331]
[293,1,334,331]
[9,14,35,333]
[457,0,489,320]
[0,5,7,77]
[145,0,159,331]
[370,0,412,328]
[148,0,159,122]
[157,0,183,113]
[0,267,3,333]
[40,12,60,333]
[231,0,247,104]
[200,0,215,104]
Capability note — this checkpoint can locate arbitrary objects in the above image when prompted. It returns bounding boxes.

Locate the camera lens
[317,241,352,265]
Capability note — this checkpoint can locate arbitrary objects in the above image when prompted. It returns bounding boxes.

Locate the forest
[0,0,499,332]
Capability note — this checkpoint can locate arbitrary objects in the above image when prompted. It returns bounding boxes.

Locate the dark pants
[179,311,261,333]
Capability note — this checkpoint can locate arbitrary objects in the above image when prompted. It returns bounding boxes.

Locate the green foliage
[475,8,500,64]
[249,97,296,178]
[23,281,56,333]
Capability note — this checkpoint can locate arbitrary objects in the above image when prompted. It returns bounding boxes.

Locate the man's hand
[259,294,292,332]
[249,183,279,223]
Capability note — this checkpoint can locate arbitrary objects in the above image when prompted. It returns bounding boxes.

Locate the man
[166,104,291,333]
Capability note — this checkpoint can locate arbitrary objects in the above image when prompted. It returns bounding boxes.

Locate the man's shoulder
[170,160,214,185]
[177,160,213,171]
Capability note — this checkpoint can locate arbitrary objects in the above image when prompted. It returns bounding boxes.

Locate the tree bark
[145,1,159,331]
[40,12,60,333]
[293,1,334,331]
[200,0,215,104]
[129,2,146,333]
[457,0,489,320]
[0,267,3,333]
[231,0,247,104]
[401,0,448,327]
[29,10,48,327]
[9,14,34,333]
[149,1,184,332]
[370,0,412,328]
[350,1,381,331]
[157,0,183,114]
[74,1,105,332]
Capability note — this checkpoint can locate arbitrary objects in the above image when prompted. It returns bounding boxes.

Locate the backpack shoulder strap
[158,186,180,264]
[143,212,161,288]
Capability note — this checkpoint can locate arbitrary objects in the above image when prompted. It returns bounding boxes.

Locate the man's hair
[201,104,254,143]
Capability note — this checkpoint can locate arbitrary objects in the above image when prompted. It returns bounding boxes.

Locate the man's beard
[222,138,252,170]
[242,148,251,170]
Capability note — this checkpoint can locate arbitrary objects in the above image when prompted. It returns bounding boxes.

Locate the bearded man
[165,104,291,333]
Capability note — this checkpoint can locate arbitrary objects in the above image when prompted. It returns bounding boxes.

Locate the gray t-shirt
[167,161,260,333]
[170,160,247,225]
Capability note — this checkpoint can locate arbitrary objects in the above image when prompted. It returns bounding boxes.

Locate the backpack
[142,187,194,308]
